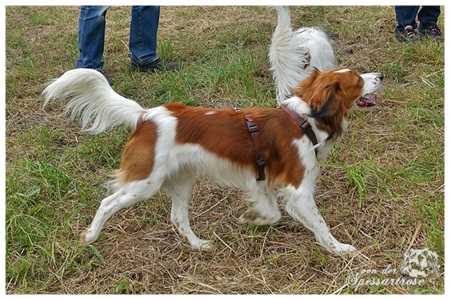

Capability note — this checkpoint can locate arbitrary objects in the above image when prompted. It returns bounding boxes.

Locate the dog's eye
[357,77,364,85]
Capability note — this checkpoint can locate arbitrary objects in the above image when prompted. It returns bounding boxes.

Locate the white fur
[361,73,384,96]
[269,6,336,104]
[42,69,146,134]
[334,69,351,73]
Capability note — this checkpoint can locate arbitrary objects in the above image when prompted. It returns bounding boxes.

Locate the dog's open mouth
[356,94,377,108]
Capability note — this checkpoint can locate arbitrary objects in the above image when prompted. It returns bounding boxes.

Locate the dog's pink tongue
[356,95,377,107]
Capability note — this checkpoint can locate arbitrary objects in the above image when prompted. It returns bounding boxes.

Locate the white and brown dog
[43,65,382,254]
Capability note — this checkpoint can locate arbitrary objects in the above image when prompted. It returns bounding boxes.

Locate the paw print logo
[400,248,440,278]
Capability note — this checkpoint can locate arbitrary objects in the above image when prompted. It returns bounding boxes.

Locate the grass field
[5,6,444,294]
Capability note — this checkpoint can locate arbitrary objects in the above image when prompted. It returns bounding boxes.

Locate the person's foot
[130,58,180,72]
[395,25,420,43]
[418,23,444,42]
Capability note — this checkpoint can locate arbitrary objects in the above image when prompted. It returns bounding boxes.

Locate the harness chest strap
[279,104,318,155]
[244,115,266,181]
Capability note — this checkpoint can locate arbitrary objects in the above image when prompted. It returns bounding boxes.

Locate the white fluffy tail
[42,69,146,134]
[269,6,336,104]
[295,27,336,72]
[269,6,309,105]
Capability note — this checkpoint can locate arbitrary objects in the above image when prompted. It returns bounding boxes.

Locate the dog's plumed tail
[269,6,309,105]
[42,69,146,134]
[269,6,336,105]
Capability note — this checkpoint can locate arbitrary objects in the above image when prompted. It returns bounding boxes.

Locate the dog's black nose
[378,73,384,81]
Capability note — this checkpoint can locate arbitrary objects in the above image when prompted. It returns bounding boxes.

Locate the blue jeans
[395,6,441,31]
[76,6,160,70]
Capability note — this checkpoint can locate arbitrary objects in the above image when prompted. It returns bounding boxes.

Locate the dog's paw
[238,210,280,225]
[80,230,98,246]
[329,242,357,254]
[190,239,213,251]
[239,210,258,223]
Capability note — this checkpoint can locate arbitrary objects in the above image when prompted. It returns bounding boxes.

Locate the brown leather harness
[279,104,319,151]
[244,104,318,181]
[244,115,266,181]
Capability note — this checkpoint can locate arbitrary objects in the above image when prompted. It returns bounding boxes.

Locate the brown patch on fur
[295,69,364,140]
[165,103,306,188]
[117,121,157,183]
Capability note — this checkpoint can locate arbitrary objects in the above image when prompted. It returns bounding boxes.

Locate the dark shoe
[130,58,180,72]
[395,25,420,43]
[418,23,444,42]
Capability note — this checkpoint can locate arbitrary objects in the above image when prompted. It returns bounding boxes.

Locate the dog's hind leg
[81,178,163,245]
[163,169,211,250]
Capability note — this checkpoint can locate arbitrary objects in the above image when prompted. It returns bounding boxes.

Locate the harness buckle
[245,116,259,133]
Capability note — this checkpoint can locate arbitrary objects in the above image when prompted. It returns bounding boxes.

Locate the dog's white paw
[190,239,212,251]
[329,242,357,254]
[80,230,98,246]
[238,210,280,225]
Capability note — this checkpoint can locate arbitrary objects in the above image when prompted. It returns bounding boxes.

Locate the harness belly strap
[244,115,266,181]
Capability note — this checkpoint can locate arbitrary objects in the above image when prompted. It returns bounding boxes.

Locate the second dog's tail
[42,69,146,134]
[269,6,309,105]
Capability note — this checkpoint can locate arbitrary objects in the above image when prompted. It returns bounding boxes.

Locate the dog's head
[355,72,384,109]
[294,68,383,137]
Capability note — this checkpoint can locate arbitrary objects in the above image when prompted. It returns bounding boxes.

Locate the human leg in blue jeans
[416,6,442,41]
[395,6,420,31]
[128,6,179,71]
[394,6,442,42]
[77,6,178,71]
[417,6,441,27]
[77,6,110,70]
[129,6,160,65]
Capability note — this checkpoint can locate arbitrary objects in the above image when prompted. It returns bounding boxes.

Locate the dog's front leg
[283,187,356,254]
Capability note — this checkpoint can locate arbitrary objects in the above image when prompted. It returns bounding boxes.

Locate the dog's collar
[279,104,318,155]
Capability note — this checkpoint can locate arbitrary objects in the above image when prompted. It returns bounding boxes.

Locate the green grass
[5,6,444,294]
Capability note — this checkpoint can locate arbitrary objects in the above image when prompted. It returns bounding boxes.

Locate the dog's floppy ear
[295,70,341,118]
[308,82,341,118]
